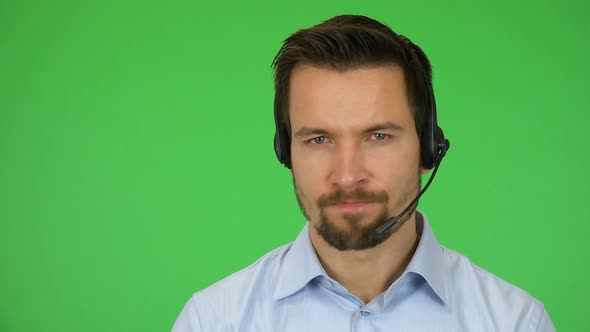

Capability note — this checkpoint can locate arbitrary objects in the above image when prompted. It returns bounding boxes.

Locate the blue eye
[310,136,327,144]
[372,133,389,141]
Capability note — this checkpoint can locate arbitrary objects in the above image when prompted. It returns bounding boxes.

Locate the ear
[420,166,431,175]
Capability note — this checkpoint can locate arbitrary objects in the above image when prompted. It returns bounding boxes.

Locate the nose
[329,142,368,190]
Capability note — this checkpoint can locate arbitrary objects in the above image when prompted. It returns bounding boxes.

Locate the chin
[314,210,391,251]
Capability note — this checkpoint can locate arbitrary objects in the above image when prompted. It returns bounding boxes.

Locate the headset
[273,37,449,170]
[272,36,451,236]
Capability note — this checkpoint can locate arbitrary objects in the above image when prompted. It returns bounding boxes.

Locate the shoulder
[197,242,291,298]
[442,245,535,302]
[174,242,293,329]
[441,246,552,331]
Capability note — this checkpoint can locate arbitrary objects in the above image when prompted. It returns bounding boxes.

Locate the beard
[293,173,420,251]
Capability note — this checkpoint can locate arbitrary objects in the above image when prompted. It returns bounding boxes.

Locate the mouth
[329,201,377,212]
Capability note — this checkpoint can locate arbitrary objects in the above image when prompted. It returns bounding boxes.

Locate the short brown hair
[272,15,433,138]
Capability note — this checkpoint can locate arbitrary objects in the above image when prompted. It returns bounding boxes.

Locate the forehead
[288,64,414,132]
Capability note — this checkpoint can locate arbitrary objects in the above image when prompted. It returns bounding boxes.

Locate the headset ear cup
[274,98,292,168]
[274,123,292,169]
[420,118,446,169]
[274,131,283,163]
[433,125,451,165]
[420,108,436,169]
[422,124,449,169]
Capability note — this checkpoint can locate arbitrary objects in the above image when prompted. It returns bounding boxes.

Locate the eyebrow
[294,121,404,139]
[294,127,331,139]
[363,121,404,133]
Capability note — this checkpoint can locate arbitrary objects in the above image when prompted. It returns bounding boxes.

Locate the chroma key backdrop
[0,0,588,331]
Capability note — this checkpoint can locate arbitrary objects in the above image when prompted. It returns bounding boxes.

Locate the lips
[330,201,376,211]
[336,201,370,205]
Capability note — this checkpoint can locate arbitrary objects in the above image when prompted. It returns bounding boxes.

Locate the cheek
[293,168,322,197]
[292,148,328,187]
[368,147,421,185]
[292,165,329,209]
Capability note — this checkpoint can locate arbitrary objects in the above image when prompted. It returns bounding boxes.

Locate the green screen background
[1,0,587,331]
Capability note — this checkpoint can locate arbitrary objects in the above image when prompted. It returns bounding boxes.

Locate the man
[172,15,555,331]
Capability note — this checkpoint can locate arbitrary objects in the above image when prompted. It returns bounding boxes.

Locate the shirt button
[360,311,369,317]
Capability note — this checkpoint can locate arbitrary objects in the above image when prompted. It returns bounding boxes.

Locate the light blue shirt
[172,212,556,331]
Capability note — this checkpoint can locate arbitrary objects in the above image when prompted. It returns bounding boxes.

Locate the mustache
[317,188,388,208]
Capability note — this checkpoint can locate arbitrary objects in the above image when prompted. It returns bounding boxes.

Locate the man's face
[289,64,426,251]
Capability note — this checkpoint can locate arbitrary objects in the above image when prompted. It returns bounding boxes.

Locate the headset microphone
[374,139,449,237]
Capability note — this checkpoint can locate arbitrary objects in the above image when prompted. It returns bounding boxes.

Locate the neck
[309,211,421,304]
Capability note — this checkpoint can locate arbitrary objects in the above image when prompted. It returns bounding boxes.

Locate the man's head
[272,15,435,251]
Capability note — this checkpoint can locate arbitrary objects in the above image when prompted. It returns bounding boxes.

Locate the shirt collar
[401,211,449,304]
[272,222,325,300]
[272,211,448,304]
